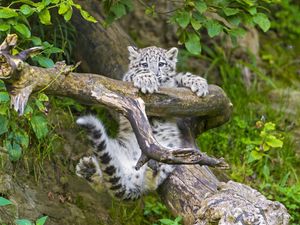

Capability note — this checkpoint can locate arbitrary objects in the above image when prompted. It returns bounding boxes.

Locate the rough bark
[0,34,290,224]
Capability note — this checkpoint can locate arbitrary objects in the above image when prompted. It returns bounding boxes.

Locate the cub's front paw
[133,72,159,94]
[188,76,209,97]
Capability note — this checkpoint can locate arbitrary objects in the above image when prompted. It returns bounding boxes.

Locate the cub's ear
[166,47,178,61]
[127,46,139,60]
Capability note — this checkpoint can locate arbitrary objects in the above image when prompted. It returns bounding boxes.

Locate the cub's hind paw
[76,156,102,182]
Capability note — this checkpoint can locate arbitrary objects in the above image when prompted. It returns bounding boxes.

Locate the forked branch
[0,34,230,169]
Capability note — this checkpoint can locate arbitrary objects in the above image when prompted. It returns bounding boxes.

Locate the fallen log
[0,34,289,224]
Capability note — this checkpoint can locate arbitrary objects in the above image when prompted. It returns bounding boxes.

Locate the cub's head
[127,46,178,83]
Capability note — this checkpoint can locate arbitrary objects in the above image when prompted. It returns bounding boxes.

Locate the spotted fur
[76,46,209,200]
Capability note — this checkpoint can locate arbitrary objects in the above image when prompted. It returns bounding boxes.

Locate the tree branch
[0,34,230,169]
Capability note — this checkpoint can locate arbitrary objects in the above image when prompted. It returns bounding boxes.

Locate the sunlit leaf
[39,9,51,25]
[266,135,283,148]
[0,8,18,19]
[13,23,31,38]
[264,122,275,132]
[0,24,10,31]
[64,8,73,21]
[80,9,97,23]
[58,3,70,15]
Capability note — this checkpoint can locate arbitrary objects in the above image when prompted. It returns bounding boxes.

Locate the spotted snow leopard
[76,46,208,200]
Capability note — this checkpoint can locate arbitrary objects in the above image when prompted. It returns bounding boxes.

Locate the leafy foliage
[100,0,273,55]
[0,0,96,67]
[0,80,59,163]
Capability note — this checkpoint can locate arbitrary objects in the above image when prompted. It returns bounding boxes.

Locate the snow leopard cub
[76,46,208,200]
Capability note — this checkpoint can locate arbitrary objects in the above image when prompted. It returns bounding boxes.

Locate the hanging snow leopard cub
[76,46,208,200]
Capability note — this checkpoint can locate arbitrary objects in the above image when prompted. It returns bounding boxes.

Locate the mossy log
[0,32,290,225]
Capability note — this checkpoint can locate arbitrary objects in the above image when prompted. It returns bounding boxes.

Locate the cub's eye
[141,63,148,67]
[158,62,166,67]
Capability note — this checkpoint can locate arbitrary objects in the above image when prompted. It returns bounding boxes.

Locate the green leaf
[264,122,275,132]
[223,7,239,16]
[228,16,241,26]
[248,150,264,163]
[266,136,283,148]
[185,32,201,55]
[195,1,207,14]
[0,92,9,103]
[0,80,6,90]
[36,216,48,225]
[34,56,54,68]
[42,0,51,7]
[0,8,18,19]
[262,164,270,179]
[35,99,46,112]
[159,218,174,225]
[111,3,127,19]
[253,13,270,32]
[30,36,42,45]
[14,131,29,148]
[80,9,97,23]
[20,4,34,16]
[64,8,73,21]
[120,0,134,11]
[9,142,22,161]
[191,18,202,30]
[176,11,190,28]
[38,9,51,25]
[0,115,8,136]
[0,197,12,206]
[58,3,70,15]
[38,93,49,102]
[13,24,31,38]
[206,20,223,37]
[43,47,63,54]
[247,7,257,15]
[30,115,49,139]
[229,27,246,38]
[0,24,10,31]
[15,219,33,225]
